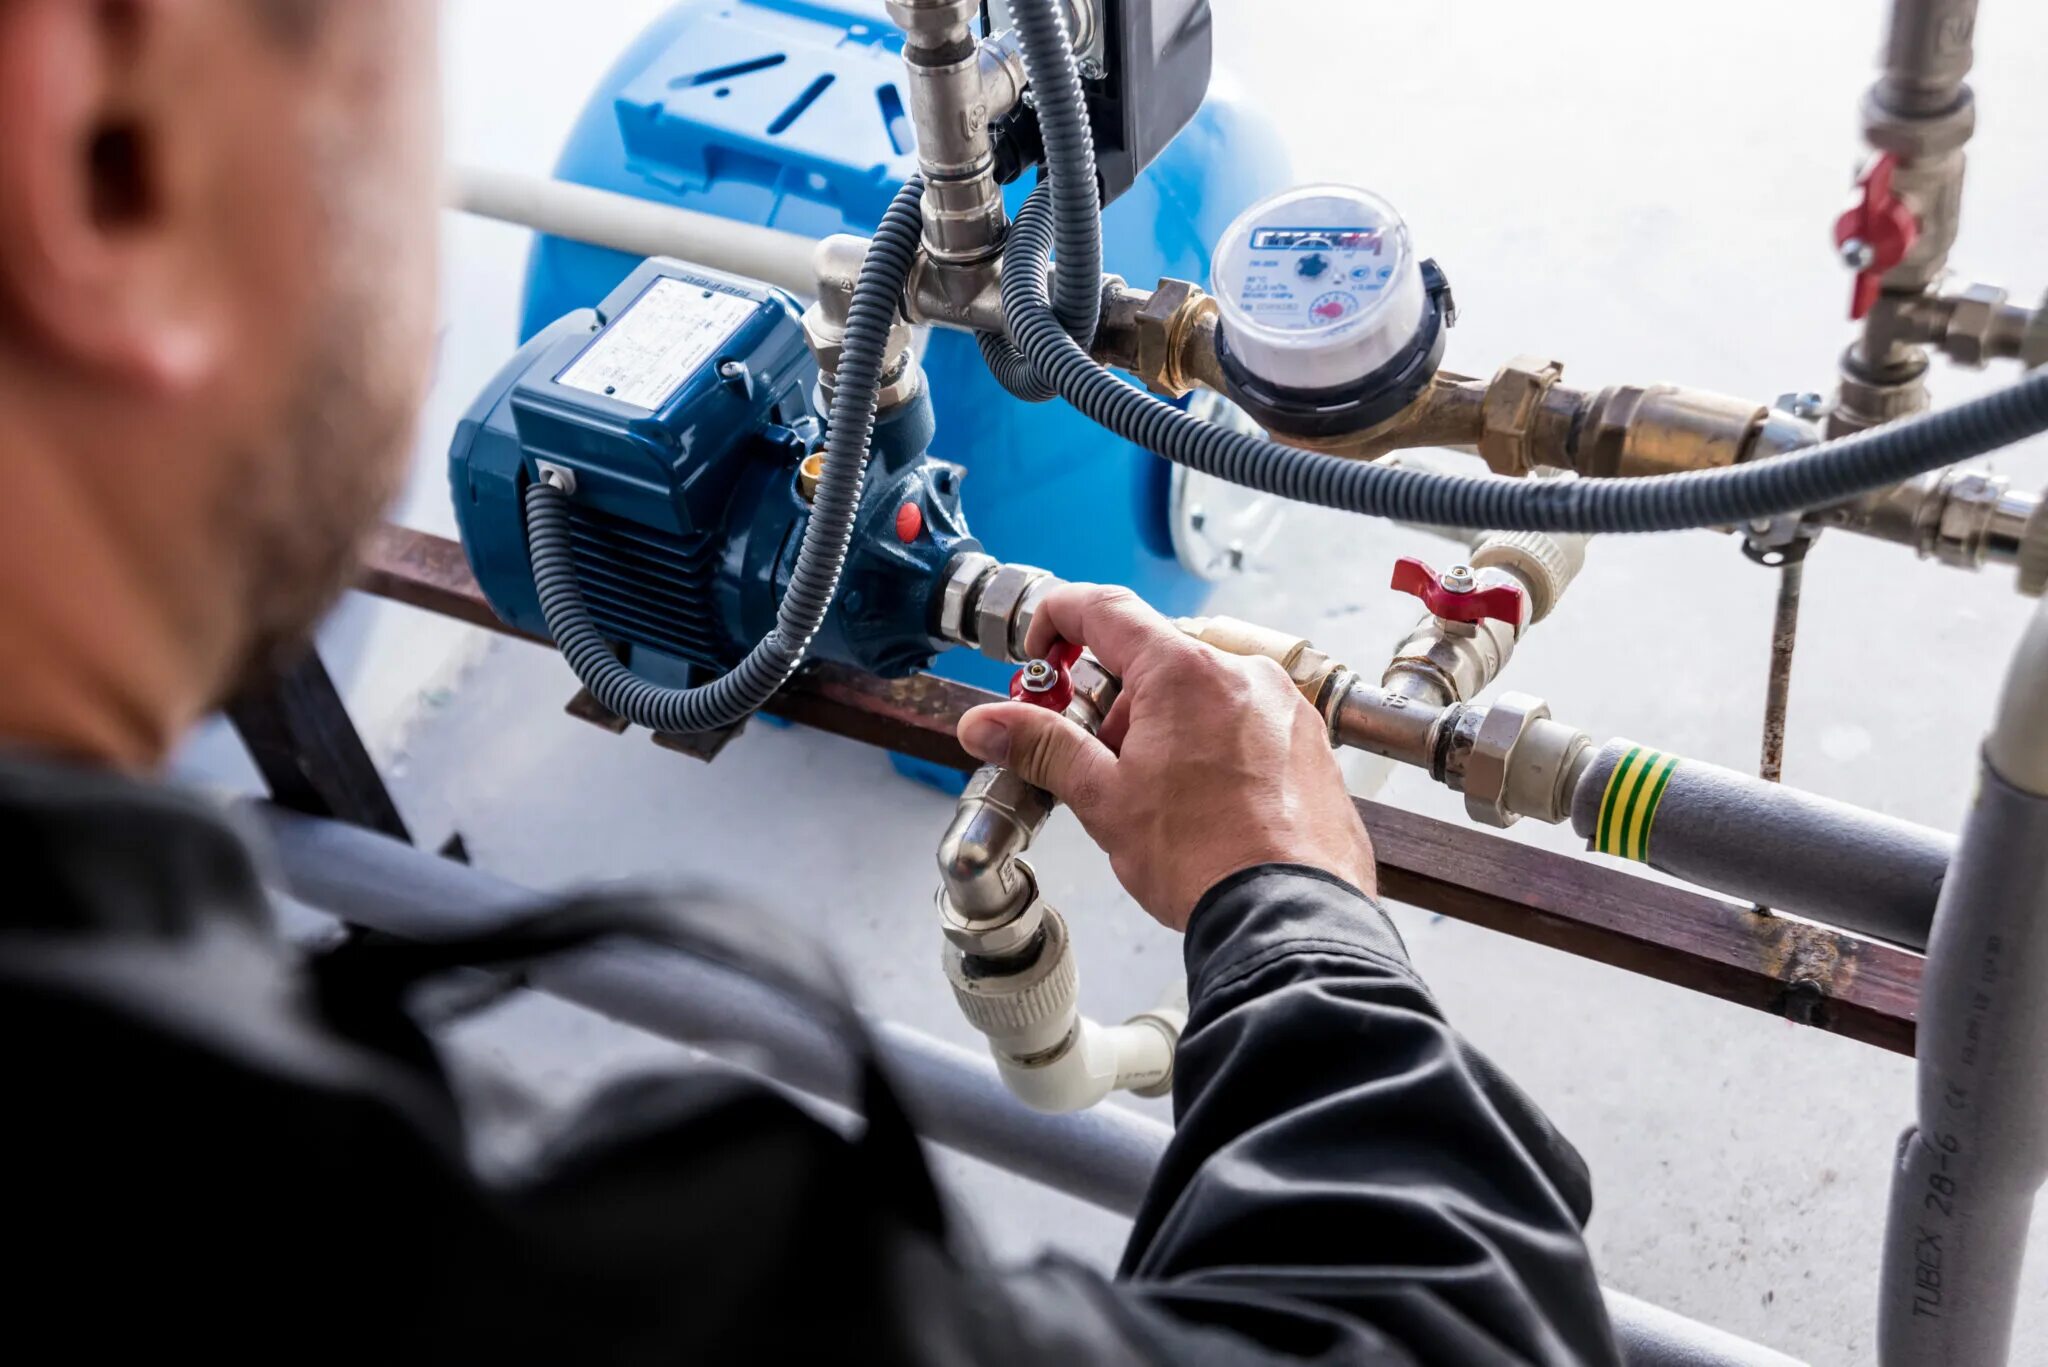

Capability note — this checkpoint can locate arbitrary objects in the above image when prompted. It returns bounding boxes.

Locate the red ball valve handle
[1834,151,1920,322]
[1010,639,1082,712]
[1389,556,1526,627]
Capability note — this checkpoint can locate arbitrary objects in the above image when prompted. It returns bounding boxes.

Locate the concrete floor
[201,2,2048,1363]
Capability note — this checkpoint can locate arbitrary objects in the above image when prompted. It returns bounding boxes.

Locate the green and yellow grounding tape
[1595,744,1680,863]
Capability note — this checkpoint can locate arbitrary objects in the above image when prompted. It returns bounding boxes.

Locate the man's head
[0,0,440,766]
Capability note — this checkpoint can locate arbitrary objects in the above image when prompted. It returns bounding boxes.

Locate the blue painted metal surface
[455,258,973,687]
[517,0,1289,780]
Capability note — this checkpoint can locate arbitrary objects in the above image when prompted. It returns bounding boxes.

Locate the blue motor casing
[517,0,1294,691]
[452,257,974,685]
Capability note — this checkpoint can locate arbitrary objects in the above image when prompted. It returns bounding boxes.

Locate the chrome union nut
[976,563,1050,663]
[937,867,1046,958]
[2023,290,2048,371]
[1462,692,1551,829]
[883,0,978,47]
[1945,283,2009,369]
[801,302,847,378]
[938,552,997,647]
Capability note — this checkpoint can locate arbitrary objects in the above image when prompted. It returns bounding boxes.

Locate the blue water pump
[452,258,974,688]
[518,0,1292,696]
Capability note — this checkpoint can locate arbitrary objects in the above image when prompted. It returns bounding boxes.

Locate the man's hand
[956,584,1376,931]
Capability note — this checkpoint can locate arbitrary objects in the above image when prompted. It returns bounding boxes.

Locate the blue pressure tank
[521,0,1289,778]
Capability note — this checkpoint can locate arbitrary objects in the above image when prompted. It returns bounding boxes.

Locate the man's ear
[0,0,219,393]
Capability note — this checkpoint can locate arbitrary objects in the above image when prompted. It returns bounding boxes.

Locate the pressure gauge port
[1212,184,1455,439]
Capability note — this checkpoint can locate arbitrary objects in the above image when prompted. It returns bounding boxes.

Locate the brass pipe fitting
[1102,280,1789,480]
[1282,373,1490,462]
[1094,278,1227,398]
[1570,384,1770,479]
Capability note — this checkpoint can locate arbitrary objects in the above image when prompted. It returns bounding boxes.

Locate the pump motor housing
[451,257,976,686]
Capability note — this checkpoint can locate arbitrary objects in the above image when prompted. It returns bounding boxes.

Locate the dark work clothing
[0,752,1617,1364]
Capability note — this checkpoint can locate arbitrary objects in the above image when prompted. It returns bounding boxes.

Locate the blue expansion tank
[519,0,1290,777]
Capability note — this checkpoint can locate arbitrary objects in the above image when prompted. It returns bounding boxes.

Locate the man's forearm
[1119,865,1620,1366]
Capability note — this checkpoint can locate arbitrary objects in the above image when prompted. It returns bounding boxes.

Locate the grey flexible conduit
[978,327,1056,403]
[976,0,1102,403]
[521,176,927,733]
[996,3,2048,532]
[1011,0,1100,349]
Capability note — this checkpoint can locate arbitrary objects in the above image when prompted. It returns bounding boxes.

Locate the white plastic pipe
[996,1015,1178,1114]
[448,164,819,297]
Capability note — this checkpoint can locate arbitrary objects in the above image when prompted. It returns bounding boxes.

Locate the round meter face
[1213,185,1425,391]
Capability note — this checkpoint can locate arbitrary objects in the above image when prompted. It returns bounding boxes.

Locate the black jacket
[0,752,1617,1364]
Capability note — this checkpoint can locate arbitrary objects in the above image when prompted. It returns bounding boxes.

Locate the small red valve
[1390,556,1526,627]
[1834,152,1920,322]
[1009,639,1082,712]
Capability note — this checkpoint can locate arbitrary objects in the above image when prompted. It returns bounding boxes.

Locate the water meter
[1212,184,1454,437]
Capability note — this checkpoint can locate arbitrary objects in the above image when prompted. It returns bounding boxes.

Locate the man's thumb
[957,702,1115,812]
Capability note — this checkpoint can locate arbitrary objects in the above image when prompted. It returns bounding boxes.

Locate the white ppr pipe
[448,164,819,297]
[943,899,1186,1113]
[997,1014,1179,1114]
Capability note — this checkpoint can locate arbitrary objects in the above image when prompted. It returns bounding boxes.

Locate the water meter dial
[1211,184,1454,438]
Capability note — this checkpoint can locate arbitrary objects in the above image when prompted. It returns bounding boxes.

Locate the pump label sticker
[1595,744,1679,862]
[556,276,758,412]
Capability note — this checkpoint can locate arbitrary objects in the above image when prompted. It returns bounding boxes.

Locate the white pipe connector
[943,902,1184,1112]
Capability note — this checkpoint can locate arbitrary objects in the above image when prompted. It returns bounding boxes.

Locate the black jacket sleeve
[3,851,1616,1366]
[1110,865,1620,1367]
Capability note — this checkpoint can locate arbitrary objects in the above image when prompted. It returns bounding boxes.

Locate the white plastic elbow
[995,1015,1178,1113]
[943,903,1187,1113]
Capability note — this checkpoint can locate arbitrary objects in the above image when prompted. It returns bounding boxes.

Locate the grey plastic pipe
[1877,597,2048,1367]
[1569,741,1954,948]
[252,803,1163,1215]
[449,164,818,298]
[252,803,1805,1366]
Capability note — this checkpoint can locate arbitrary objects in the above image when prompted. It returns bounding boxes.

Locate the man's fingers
[1095,690,1134,754]
[1023,582,1186,678]
[957,701,1117,815]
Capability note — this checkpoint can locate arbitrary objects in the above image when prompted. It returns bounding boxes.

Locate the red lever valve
[1834,152,1920,322]
[1390,557,1526,628]
[1009,639,1083,712]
